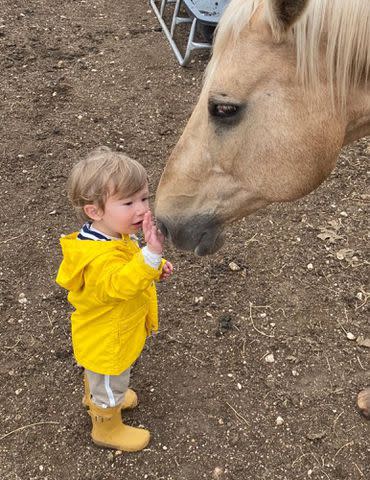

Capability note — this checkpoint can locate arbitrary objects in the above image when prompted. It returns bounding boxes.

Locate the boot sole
[91,436,150,452]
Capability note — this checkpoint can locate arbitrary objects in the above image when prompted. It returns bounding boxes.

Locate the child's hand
[142,211,164,255]
[160,261,174,280]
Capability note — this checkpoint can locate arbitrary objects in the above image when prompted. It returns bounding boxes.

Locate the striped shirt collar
[77,223,120,241]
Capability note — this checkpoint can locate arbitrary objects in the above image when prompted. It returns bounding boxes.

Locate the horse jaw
[343,88,370,145]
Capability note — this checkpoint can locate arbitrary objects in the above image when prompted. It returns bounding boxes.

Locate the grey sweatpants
[85,367,131,408]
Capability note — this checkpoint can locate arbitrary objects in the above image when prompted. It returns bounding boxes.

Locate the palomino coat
[56,233,163,375]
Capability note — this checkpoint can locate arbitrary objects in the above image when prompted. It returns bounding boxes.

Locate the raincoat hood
[56,232,130,292]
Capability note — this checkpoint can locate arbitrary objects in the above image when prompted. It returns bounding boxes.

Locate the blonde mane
[208,0,370,105]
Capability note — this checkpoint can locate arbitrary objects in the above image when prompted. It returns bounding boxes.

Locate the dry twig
[248,303,274,338]
[226,402,249,426]
[0,231,27,244]
[0,421,59,441]
[333,441,354,460]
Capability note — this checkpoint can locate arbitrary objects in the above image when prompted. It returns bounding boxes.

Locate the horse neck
[343,87,370,145]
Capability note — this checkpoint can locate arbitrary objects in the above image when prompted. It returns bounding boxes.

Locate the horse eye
[209,102,239,118]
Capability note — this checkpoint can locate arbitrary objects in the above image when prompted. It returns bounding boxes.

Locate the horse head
[155,0,370,255]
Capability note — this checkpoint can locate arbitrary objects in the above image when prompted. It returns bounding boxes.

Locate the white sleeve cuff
[141,246,162,269]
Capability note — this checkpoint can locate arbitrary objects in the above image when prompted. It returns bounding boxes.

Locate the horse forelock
[207,0,370,106]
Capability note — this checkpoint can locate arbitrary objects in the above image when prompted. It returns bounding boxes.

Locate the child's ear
[83,204,102,221]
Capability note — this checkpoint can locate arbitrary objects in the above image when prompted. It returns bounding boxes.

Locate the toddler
[56,146,173,451]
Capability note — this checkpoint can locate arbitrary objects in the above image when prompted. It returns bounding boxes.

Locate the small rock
[307,263,314,270]
[212,467,223,479]
[346,332,356,340]
[265,353,275,363]
[357,387,370,419]
[18,293,27,304]
[276,416,284,425]
[229,262,241,271]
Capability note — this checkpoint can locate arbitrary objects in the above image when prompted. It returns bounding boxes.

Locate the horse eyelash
[208,100,245,126]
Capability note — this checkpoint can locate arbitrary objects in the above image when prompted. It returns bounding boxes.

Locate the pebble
[18,293,27,304]
[229,262,241,271]
[276,416,284,425]
[346,332,356,340]
[265,353,275,363]
[307,263,314,270]
[212,467,223,479]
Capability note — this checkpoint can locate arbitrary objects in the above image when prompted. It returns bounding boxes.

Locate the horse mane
[208,0,370,106]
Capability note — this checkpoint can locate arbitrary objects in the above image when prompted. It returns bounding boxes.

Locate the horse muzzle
[156,214,225,256]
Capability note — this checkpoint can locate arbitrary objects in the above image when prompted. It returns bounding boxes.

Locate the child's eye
[122,201,132,206]
[142,197,149,202]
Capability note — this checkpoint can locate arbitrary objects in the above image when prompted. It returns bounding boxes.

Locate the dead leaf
[317,220,343,243]
[328,220,342,231]
[317,229,343,244]
[356,336,370,348]
[306,431,326,441]
[335,248,355,261]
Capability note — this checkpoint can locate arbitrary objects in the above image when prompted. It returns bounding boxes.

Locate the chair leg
[181,18,197,66]
[170,0,182,37]
[149,0,214,66]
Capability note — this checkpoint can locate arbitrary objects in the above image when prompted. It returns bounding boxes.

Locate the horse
[154,0,370,415]
[155,0,369,256]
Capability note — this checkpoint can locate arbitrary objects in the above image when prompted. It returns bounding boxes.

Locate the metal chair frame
[149,0,225,66]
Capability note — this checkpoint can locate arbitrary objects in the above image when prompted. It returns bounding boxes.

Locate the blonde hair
[68,146,148,221]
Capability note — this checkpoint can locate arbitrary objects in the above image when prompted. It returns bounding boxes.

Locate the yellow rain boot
[88,402,150,452]
[83,373,138,410]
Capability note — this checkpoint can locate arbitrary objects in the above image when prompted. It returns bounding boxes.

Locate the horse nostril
[156,218,169,238]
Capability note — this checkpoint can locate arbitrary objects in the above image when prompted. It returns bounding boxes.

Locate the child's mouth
[132,221,142,228]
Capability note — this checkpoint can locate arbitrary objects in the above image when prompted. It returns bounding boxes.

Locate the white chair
[149,0,229,66]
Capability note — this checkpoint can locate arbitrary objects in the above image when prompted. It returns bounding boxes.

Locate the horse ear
[266,0,310,38]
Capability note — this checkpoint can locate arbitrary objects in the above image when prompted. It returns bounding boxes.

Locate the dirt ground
[0,1,369,479]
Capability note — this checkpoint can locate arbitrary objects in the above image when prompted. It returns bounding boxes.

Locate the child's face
[92,183,150,237]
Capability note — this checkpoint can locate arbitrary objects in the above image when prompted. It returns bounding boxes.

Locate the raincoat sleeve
[95,251,163,301]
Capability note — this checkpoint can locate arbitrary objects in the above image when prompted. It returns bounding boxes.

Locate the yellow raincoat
[56,233,163,375]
